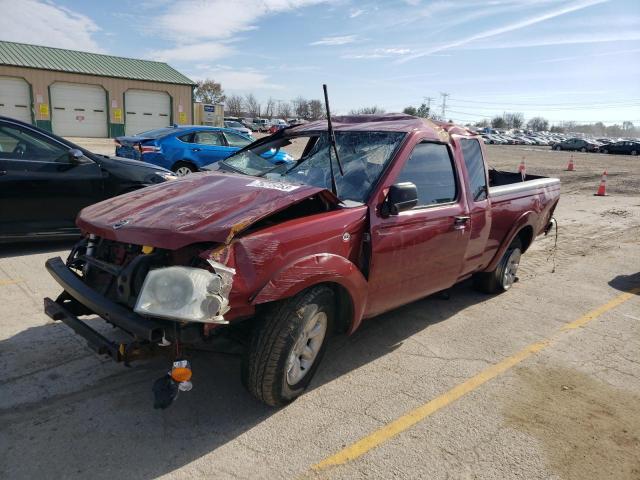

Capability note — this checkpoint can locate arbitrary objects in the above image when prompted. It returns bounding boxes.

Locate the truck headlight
[134,263,235,323]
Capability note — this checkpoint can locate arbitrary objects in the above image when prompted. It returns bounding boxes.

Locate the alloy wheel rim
[175,166,192,176]
[286,309,327,386]
[503,249,521,290]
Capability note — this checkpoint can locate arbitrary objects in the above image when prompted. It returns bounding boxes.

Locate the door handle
[0,170,7,176]
[454,215,470,229]
[191,148,201,152]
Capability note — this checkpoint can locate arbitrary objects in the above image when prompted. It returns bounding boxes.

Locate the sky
[0,0,639,125]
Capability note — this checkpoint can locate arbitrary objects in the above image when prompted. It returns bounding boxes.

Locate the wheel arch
[483,212,536,273]
[251,253,368,335]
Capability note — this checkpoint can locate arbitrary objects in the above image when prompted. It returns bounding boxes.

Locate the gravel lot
[1,138,639,479]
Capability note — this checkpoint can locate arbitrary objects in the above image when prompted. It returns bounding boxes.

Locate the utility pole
[423,96,433,111]
[440,92,449,118]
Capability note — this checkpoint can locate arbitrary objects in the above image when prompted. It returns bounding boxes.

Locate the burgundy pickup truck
[44,114,559,407]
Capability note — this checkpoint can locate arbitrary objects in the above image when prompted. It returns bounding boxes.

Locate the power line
[440,92,449,118]
[445,97,640,107]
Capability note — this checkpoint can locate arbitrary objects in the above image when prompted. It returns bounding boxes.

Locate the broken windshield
[217,131,405,202]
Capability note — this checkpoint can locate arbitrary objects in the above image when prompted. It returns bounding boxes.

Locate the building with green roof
[0,41,195,137]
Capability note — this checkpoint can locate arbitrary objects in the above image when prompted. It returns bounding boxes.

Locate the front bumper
[44,257,201,362]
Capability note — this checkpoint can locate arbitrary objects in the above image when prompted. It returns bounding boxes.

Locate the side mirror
[381,182,418,217]
[68,148,85,163]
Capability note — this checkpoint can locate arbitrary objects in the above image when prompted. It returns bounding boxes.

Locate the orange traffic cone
[594,170,608,196]
[566,155,575,171]
[518,157,526,180]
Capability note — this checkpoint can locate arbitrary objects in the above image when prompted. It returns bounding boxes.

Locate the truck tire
[242,285,335,407]
[474,238,522,294]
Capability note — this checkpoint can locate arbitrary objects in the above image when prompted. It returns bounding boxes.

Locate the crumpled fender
[251,253,368,334]
[483,210,536,272]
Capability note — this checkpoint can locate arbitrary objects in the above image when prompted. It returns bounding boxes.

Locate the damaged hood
[77,172,339,250]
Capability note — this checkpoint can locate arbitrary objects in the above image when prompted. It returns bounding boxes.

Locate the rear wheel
[242,285,335,407]
[474,238,522,294]
[554,145,561,151]
[172,161,197,176]
[631,150,638,156]
[602,149,609,154]
[580,147,587,152]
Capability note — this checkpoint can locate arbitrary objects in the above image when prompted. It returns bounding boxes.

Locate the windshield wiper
[323,84,343,196]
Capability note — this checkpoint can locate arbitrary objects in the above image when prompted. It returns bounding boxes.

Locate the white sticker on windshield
[246,179,300,192]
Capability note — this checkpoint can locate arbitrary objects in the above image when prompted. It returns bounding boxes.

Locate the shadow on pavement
[608,272,640,294]
[0,239,77,259]
[0,280,488,479]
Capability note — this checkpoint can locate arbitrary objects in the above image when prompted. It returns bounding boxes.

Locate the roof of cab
[286,113,477,142]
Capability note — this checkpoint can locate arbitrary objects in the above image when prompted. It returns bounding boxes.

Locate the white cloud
[310,35,357,46]
[342,47,425,59]
[190,66,283,91]
[350,9,364,18]
[150,42,234,62]
[157,0,328,42]
[468,31,640,50]
[399,0,609,62]
[0,0,102,52]
[152,0,330,63]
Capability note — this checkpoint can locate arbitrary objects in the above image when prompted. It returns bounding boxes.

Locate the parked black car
[552,138,600,152]
[0,116,176,242]
[599,140,639,156]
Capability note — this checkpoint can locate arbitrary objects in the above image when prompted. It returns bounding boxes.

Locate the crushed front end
[44,235,236,406]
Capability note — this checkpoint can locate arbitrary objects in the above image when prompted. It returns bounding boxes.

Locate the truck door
[366,141,471,317]
[456,137,492,275]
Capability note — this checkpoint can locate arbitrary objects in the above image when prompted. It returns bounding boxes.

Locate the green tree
[194,79,225,104]
[403,106,417,115]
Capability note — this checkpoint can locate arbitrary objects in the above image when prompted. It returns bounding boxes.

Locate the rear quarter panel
[482,181,560,271]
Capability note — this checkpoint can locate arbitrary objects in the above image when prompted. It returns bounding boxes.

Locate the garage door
[50,83,107,138]
[0,76,32,124]
[125,90,170,135]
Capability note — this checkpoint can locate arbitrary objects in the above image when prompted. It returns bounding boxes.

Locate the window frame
[223,131,252,148]
[0,122,74,164]
[192,130,226,147]
[458,137,488,202]
[394,140,460,211]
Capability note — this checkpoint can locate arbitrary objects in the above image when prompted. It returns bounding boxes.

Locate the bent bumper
[45,256,164,341]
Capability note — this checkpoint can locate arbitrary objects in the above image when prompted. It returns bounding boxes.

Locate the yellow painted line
[0,278,23,286]
[311,287,640,472]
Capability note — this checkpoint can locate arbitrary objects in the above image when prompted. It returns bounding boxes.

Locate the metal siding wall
[0,65,192,136]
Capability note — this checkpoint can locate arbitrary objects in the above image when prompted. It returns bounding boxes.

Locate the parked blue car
[115,125,293,176]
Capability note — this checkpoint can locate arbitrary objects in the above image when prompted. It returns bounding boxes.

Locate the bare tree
[308,99,324,120]
[292,96,310,119]
[194,79,225,104]
[349,106,385,115]
[503,112,525,129]
[277,101,292,119]
[491,116,506,129]
[225,94,244,117]
[622,120,635,131]
[244,94,261,117]
[264,97,276,119]
[526,116,549,132]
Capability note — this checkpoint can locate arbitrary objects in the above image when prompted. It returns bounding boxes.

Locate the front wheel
[631,150,638,156]
[242,286,335,407]
[474,238,522,294]
[554,145,561,151]
[580,147,587,152]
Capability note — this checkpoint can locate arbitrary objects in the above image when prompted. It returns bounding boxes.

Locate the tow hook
[152,359,193,409]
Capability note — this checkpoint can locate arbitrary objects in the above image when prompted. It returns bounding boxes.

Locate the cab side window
[396,142,457,207]
[193,131,224,146]
[460,138,487,201]
[0,124,69,162]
